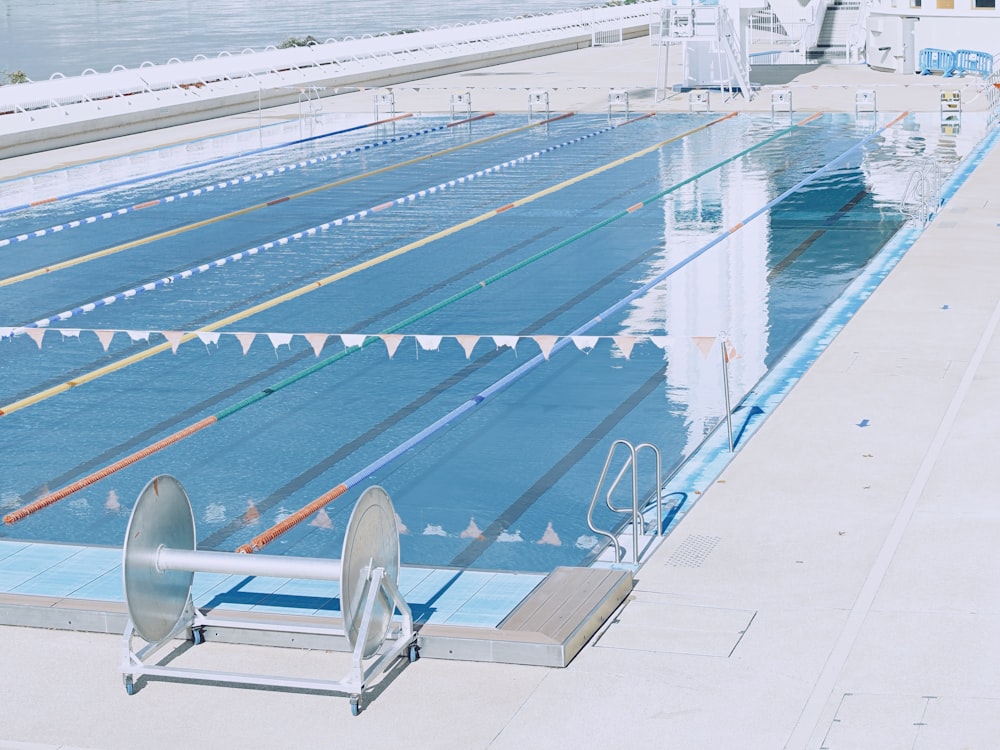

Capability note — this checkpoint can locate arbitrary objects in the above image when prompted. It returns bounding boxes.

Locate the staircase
[809,0,860,62]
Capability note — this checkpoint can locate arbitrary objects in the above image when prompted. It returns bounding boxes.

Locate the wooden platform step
[419,566,633,667]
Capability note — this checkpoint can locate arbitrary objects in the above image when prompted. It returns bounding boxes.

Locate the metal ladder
[900,159,943,226]
[586,439,663,565]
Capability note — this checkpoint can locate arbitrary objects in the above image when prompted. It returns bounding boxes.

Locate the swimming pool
[0,110,984,572]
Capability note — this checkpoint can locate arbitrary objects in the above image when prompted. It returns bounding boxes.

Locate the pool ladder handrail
[900,159,943,226]
[586,439,663,565]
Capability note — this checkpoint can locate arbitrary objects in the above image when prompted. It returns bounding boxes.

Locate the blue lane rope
[276,112,912,538]
[5,116,639,336]
[0,116,422,217]
[0,120,458,247]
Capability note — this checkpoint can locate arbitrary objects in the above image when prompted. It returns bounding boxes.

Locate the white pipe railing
[0,3,656,119]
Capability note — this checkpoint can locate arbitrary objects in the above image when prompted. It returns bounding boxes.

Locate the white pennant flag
[60,329,82,340]
[235,332,256,354]
[493,335,519,352]
[416,335,442,351]
[162,331,183,354]
[267,332,293,352]
[692,336,716,358]
[304,333,328,357]
[126,330,151,343]
[341,333,366,349]
[96,330,116,351]
[26,328,46,348]
[197,331,222,348]
[380,334,403,359]
[533,335,558,360]
[571,335,599,353]
[613,335,636,360]
[0,327,13,339]
[455,335,479,359]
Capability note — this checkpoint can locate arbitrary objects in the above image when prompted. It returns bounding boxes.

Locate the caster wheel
[191,627,205,645]
[350,695,361,717]
[123,675,134,696]
[408,643,419,663]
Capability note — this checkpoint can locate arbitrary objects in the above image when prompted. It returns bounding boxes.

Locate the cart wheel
[191,627,205,645]
[408,643,419,663]
[124,675,134,696]
[350,695,361,716]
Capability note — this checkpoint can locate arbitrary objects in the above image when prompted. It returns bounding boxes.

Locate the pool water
[0,111,985,572]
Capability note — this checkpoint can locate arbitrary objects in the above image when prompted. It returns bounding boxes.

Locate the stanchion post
[721,334,734,452]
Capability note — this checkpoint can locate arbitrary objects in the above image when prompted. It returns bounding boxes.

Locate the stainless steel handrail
[586,439,662,564]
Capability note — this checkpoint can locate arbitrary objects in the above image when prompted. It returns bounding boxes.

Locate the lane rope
[3,112,743,522]
[0,111,687,419]
[3,114,632,334]
[0,112,583,288]
[0,113,417,216]
[237,112,908,553]
[0,114,483,250]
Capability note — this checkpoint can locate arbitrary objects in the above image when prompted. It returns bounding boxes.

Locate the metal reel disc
[340,486,400,659]
[122,475,196,642]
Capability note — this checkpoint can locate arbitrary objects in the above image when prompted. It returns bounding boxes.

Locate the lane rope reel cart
[119,475,417,715]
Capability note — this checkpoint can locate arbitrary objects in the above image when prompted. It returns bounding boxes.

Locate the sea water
[0,0,601,80]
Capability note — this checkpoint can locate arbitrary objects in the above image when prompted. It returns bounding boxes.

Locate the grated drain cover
[665,534,721,567]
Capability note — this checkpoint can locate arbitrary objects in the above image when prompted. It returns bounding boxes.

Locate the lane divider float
[6,111,756,523]
[236,112,909,553]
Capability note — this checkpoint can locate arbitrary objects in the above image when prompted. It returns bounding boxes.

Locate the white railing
[900,159,944,226]
[749,18,812,63]
[717,6,754,100]
[0,4,655,120]
[986,52,1000,127]
[845,0,872,63]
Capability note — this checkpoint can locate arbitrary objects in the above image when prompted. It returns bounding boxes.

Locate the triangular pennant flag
[724,338,741,363]
[0,327,13,339]
[197,331,221,347]
[571,335,599,353]
[104,489,120,512]
[310,507,334,529]
[162,331,183,354]
[243,500,260,524]
[455,334,479,359]
[235,332,256,354]
[648,335,669,350]
[460,517,484,540]
[533,335,558,360]
[493,335,519,351]
[341,333,366,349]
[96,330,116,351]
[395,512,409,535]
[304,333,328,357]
[267,332,293,351]
[536,521,562,546]
[60,329,81,339]
[26,328,46,348]
[692,336,716,358]
[126,330,151,343]
[380,334,403,359]
[613,335,637,360]
[416,334,442,351]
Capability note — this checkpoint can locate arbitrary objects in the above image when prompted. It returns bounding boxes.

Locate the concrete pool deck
[2,36,1000,749]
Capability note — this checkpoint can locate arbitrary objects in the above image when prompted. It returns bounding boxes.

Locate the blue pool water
[0,111,985,572]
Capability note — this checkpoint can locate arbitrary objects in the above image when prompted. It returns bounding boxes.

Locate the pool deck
[3,37,1000,749]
